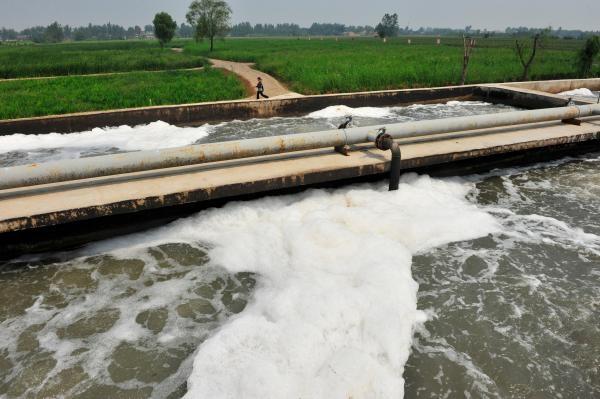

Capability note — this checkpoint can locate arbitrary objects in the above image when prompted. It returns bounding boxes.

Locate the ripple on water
[0,243,255,398]
[405,154,600,398]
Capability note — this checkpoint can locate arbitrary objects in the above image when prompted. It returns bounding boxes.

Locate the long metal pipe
[1,104,599,190]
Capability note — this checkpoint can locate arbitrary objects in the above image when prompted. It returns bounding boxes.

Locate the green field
[0,40,204,79]
[188,37,593,94]
[1,37,597,120]
[0,68,246,119]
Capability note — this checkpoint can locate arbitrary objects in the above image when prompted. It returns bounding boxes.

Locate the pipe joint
[374,128,394,151]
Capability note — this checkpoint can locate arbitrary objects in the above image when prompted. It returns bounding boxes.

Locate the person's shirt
[257,81,264,91]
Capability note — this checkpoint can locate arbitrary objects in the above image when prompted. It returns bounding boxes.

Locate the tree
[186,0,232,51]
[63,25,72,40]
[375,13,399,39]
[178,23,195,38]
[460,36,476,85]
[514,33,544,80]
[577,36,600,78]
[44,22,64,43]
[153,12,177,48]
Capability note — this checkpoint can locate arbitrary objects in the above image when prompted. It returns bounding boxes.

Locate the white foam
[445,100,492,107]
[405,101,493,110]
[0,174,500,397]
[118,175,500,399]
[0,121,211,155]
[2,101,511,167]
[307,105,394,119]
[558,88,597,97]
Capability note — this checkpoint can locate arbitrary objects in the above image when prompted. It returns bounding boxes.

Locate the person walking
[256,77,269,99]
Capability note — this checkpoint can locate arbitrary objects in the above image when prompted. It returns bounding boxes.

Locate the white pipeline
[1,104,599,190]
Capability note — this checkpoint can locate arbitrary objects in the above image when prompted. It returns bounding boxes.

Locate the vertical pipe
[373,128,402,191]
[388,142,402,191]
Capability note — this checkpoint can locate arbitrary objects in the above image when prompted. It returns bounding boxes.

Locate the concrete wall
[3,79,598,136]
[504,78,600,94]
[475,85,573,109]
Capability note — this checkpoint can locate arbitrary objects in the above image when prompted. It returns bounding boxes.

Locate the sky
[1,0,599,31]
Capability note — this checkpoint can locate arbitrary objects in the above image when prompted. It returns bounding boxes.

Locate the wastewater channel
[0,100,598,398]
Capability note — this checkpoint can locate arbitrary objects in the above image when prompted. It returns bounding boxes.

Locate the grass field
[1,37,596,120]
[0,68,246,119]
[0,40,205,79]
[187,37,594,94]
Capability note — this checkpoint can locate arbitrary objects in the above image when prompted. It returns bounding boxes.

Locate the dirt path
[208,58,303,99]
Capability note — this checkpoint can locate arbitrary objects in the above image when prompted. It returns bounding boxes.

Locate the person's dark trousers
[257,92,269,99]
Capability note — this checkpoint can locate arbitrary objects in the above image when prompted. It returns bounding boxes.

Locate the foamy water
[0,121,212,166]
[1,102,598,398]
[558,88,599,98]
[405,155,600,398]
[177,176,499,398]
[0,101,515,167]
[0,175,500,398]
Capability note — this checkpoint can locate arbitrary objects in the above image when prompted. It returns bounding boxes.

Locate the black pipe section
[388,142,402,191]
[374,128,402,191]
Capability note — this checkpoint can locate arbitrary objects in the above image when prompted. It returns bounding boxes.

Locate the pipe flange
[375,128,393,151]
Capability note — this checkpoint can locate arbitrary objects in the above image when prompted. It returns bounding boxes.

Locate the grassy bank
[188,37,592,94]
[0,68,246,119]
[0,40,204,79]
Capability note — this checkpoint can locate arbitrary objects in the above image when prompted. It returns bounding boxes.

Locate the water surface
[1,102,598,398]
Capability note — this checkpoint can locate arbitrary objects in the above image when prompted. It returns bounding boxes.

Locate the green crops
[187,37,591,94]
[0,69,246,119]
[0,40,205,79]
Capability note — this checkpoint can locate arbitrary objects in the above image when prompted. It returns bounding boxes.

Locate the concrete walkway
[3,117,600,234]
[208,58,303,100]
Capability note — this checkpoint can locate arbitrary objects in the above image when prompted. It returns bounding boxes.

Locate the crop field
[1,36,595,119]
[0,68,246,119]
[0,40,205,79]
[188,37,592,94]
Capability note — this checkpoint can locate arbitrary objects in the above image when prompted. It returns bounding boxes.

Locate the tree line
[0,22,196,43]
[229,22,375,37]
[4,20,599,44]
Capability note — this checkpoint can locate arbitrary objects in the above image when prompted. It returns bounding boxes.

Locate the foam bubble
[80,175,498,398]
[142,175,499,398]
[0,121,211,159]
[307,105,394,119]
[558,88,597,97]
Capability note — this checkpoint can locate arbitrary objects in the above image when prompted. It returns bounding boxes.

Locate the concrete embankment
[0,86,474,135]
